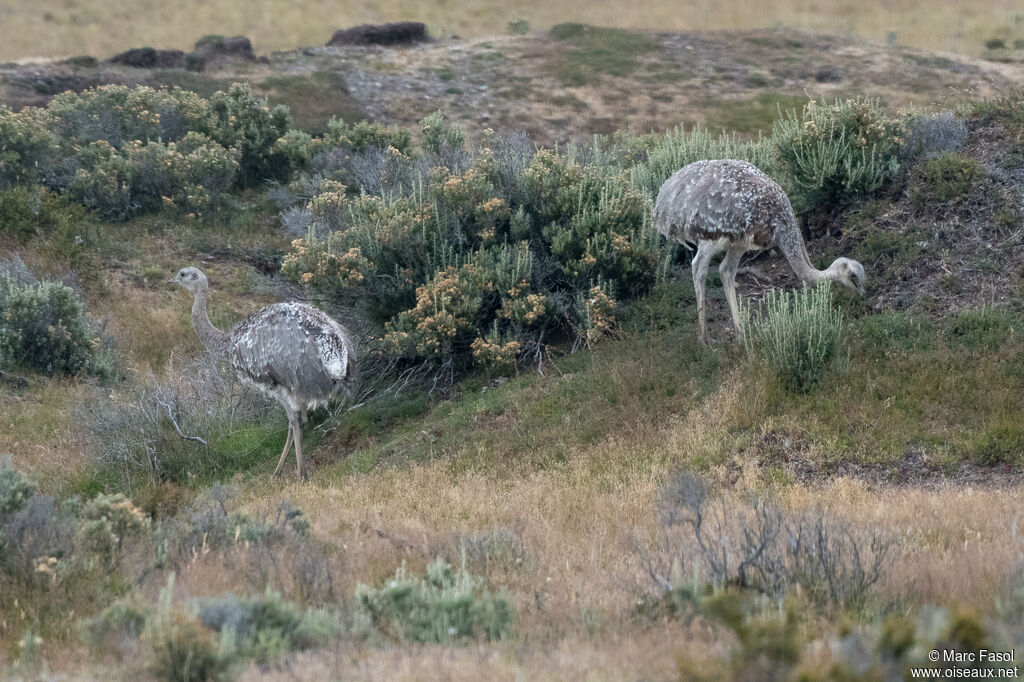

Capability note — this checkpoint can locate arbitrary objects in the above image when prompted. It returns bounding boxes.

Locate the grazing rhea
[170,267,357,480]
[654,159,865,343]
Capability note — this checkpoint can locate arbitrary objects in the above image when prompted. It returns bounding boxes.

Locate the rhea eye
[190,273,197,280]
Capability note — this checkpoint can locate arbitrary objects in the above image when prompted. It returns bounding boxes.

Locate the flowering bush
[201,82,292,187]
[1,83,296,219]
[283,119,661,370]
[772,97,903,213]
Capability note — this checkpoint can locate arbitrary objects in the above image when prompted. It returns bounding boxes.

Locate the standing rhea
[170,267,357,480]
[654,159,865,343]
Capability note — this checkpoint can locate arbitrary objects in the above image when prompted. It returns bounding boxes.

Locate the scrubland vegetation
[1,0,1022,61]
[1,21,1023,681]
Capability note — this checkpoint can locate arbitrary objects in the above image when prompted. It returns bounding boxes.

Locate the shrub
[420,110,466,156]
[900,110,969,160]
[744,283,847,393]
[355,557,514,643]
[76,493,149,569]
[198,590,340,663]
[81,354,274,486]
[507,19,530,35]
[771,97,902,214]
[202,83,292,187]
[282,129,662,373]
[0,269,116,379]
[0,106,58,188]
[47,85,208,150]
[946,305,1013,350]
[911,151,984,203]
[321,117,412,155]
[0,465,36,517]
[144,575,234,682]
[81,597,148,658]
[641,472,894,610]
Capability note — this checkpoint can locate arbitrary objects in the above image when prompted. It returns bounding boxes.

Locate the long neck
[191,287,229,354]
[775,216,828,284]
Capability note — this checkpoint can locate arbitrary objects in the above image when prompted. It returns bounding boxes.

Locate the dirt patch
[3,27,1022,143]
[721,428,1024,490]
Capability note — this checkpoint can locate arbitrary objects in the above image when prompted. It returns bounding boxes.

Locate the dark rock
[327,22,428,47]
[8,69,103,96]
[814,65,844,83]
[189,35,256,70]
[62,55,99,68]
[109,47,186,69]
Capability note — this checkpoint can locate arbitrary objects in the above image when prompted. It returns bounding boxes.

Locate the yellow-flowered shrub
[772,97,903,213]
[282,116,664,370]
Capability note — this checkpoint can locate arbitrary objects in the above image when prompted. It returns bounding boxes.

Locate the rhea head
[829,257,866,296]
[169,266,209,293]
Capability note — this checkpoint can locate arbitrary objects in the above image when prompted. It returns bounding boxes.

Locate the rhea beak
[167,277,178,284]
[858,285,865,296]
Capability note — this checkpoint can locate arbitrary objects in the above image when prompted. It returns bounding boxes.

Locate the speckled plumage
[653,160,866,342]
[171,267,356,479]
[230,302,356,414]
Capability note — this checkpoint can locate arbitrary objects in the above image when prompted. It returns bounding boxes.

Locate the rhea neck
[190,285,229,353]
[775,217,836,284]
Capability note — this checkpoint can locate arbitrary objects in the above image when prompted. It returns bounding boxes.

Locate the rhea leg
[272,421,294,478]
[289,411,307,481]
[692,241,716,345]
[719,247,746,337]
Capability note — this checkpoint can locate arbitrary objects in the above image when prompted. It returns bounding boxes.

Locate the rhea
[170,267,357,480]
[654,159,865,343]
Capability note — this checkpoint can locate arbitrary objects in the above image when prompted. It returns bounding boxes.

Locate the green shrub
[0,106,57,188]
[145,575,233,682]
[0,271,116,379]
[76,493,149,569]
[322,117,412,154]
[912,151,984,203]
[198,590,340,664]
[744,283,848,392]
[47,85,208,149]
[282,131,661,371]
[507,19,530,35]
[81,597,148,657]
[0,465,35,517]
[946,305,1013,350]
[420,110,466,155]
[202,83,292,187]
[771,97,902,213]
[355,557,514,643]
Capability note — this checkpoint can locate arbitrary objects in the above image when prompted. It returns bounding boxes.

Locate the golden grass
[211,451,1024,679]
[0,0,1020,61]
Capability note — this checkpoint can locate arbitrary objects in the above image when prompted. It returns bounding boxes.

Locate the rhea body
[654,159,865,343]
[171,267,357,480]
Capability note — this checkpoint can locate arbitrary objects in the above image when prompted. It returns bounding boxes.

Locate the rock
[814,65,844,83]
[188,35,256,70]
[326,22,428,47]
[109,47,186,69]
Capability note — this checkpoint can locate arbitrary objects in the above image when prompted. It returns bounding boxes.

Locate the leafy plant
[198,590,339,664]
[911,151,984,203]
[355,557,514,643]
[771,97,902,214]
[0,270,115,379]
[743,283,848,393]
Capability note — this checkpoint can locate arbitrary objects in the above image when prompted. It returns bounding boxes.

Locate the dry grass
[0,0,1020,61]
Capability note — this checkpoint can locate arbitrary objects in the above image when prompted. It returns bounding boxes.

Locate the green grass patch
[547,23,660,86]
[258,72,365,134]
[705,93,807,135]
